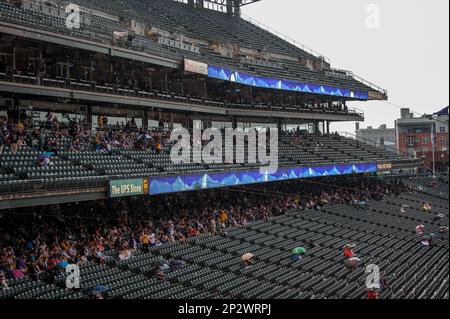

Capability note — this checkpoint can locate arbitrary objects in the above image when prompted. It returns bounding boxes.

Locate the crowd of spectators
[0,114,171,157]
[0,177,412,286]
[1,115,345,160]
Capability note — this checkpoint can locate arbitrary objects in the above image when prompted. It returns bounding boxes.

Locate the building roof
[434,106,449,117]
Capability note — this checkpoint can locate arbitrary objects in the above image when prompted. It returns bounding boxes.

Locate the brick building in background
[396,107,449,173]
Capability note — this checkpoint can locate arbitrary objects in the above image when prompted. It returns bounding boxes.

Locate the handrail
[347,108,365,118]
[330,68,388,96]
[240,13,330,64]
[0,177,108,196]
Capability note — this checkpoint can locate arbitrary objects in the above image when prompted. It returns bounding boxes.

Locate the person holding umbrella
[291,247,306,262]
[153,266,166,281]
[154,260,170,272]
[37,151,54,167]
[138,132,152,141]
[367,287,380,299]
[90,285,109,299]
[345,257,362,269]
[419,233,436,247]
[343,244,356,258]
[241,253,254,268]
[415,225,425,236]
[170,260,186,271]
[422,202,432,213]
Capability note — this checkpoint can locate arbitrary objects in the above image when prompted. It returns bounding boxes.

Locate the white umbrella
[421,239,430,246]
[367,283,380,290]
[138,134,152,140]
[160,264,170,271]
[346,257,362,267]
[241,253,254,262]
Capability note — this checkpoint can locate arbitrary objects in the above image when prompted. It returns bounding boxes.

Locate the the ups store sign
[109,178,148,198]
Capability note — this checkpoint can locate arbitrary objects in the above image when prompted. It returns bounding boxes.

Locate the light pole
[431,121,436,178]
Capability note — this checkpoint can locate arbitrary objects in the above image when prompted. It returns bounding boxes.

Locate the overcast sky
[242,0,449,133]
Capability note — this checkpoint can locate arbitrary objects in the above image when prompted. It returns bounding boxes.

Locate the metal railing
[347,108,365,118]
[239,16,387,98]
[331,68,388,96]
[240,13,330,64]
[0,177,108,196]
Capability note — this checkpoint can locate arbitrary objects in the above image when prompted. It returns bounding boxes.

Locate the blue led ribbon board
[149,163,378,195]
[207,65,369,100]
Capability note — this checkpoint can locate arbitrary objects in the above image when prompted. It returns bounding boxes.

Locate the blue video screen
[149,163,377,195]
[207,65,369,100]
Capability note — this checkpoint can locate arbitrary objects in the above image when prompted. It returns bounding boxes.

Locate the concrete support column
[184,114,191,130]
[164,74,169,91]
[227,1,233,16]
[203,80,208,99]
[89,60,94,82]
[233,0,241,17]
[170,113,174,130]
[12,44,16,70]
[277,119,282,133]
[232,116,237,129]
[86,105,92,126]
[143,110,148,129]
[158,110,163,128]
[203,119,212,129]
